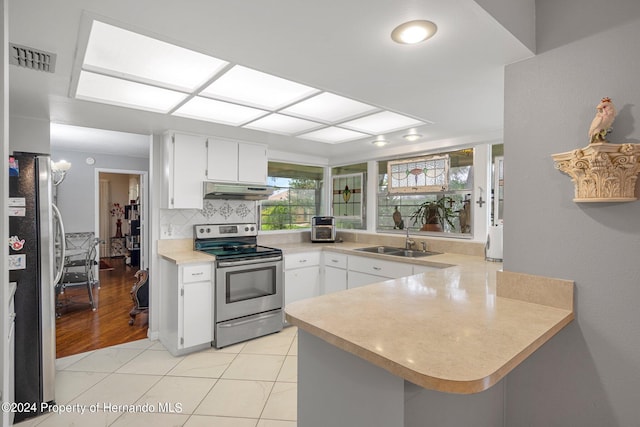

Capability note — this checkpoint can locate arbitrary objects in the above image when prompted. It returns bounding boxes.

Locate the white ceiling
[8,0,534,163]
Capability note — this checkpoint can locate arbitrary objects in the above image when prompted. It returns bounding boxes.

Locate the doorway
[55,168,149,358]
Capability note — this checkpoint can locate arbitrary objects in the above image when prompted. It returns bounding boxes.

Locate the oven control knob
[244,226,249,232]
[206,228,211,233]
[250,226,255,231]
[198,227,205,234]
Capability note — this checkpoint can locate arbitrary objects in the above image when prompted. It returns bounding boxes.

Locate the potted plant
[409,196,457,232]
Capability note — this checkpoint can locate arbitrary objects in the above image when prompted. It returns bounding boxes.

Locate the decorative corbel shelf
[552,142,640,202]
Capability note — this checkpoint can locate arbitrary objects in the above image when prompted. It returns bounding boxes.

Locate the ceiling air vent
[9,43,56,73]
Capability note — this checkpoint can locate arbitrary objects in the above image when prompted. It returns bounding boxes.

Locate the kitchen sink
[388,249,441,258]
[354,246,441,257]
[354,246,406,254]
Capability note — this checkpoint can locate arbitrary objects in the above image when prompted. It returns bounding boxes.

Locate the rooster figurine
[588,97,617,143]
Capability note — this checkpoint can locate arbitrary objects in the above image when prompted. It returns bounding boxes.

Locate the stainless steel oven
[194,223,283,348]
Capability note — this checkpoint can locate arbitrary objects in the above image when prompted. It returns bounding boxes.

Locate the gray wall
[9,115,49,154]
[51,149,148,233]
[503,2,640,426]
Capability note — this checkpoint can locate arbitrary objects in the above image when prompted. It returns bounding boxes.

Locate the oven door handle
[218,310,282,328]
[217,255,283,268]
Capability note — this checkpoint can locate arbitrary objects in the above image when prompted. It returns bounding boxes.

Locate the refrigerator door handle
[52,203,66,285]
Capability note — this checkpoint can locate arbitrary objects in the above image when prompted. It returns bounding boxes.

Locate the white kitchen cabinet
[322,251,347,294]
[284,252,321,305]
[159,259,213,356]
[162,132,207,209]
[206,138,268,184]
[347,255,413,289]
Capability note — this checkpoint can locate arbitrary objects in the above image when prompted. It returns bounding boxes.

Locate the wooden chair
[129,269,149,326]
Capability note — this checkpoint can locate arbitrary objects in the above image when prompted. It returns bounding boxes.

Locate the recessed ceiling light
[403,133,422,142]
[341,111,424,134]
[298,127,370,144]
[200,65,319,110]
[173,96,268,126]
[280,92,378,123]
[83,20,228,91]
[372,139,388,147]
[75,71,187,113]
[243,113,323,135]
[391,20,437,45]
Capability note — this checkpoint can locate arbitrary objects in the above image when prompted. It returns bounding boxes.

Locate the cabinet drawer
[285,252,321,270]
[182,263,212,283]
[323,252,347,269]
[348,255,413,278]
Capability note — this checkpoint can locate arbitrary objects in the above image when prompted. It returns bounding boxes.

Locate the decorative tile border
[160,200,257,239]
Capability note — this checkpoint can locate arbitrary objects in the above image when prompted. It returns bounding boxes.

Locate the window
[331,163,367,229]
[260,162,324,230]
[377,149,473,236]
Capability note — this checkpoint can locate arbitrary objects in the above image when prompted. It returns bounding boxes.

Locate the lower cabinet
[284,252,321,306]
[160,259,213,356]
[347,255,413,289]
[322,252,348,294]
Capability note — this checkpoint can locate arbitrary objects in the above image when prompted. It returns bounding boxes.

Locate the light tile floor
[17,327,298,427]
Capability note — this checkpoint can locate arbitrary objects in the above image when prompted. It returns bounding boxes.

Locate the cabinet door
[348,271,388,289]
[285,266,320,305]
[181,280,212,348]
[207,139,238,182]
[348,255,413,278]
[172,133,206,209]
[238,143,268,184]
[324,266,347,294]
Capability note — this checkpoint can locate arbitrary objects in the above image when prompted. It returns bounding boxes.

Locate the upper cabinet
[207,139,268,184]
[162,132,207,210]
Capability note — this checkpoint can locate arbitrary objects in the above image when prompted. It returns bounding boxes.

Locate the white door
[207,139,238,182]
[172,133,206,209]
[238,143,267,184]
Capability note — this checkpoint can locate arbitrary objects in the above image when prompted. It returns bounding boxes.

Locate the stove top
[194,223,282,261]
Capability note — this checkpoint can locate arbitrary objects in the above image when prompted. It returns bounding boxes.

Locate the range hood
[203,182,275,200]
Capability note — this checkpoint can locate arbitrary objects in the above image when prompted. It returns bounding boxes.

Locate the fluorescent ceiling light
[280,92,378,123]
[76,71,187,113]
[298,127,370,144]
[391,20,438,44]
[173,96,268,126]
[243,114,323,135]
[341,111,424,134]
[83,20,228,91]
[200,65,320,110]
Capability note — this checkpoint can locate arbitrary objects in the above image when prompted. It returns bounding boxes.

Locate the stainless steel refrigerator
[9,152,58,423]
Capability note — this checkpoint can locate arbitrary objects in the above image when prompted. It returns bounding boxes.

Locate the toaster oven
[311,216,336,242]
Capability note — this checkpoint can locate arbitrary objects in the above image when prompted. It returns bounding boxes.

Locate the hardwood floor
[55,258,148,358]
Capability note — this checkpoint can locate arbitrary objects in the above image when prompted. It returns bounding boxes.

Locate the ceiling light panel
[298,126,370,144]
[280,92,378,123]
[83,20,228,92]
[76,71,187,113]
[173,96,268,126]
[243,114,323,135]
[200,65,320,110]
[340,111,425,134]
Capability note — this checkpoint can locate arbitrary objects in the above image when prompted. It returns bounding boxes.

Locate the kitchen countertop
[158,237,574,394]
[283,242,574,394]
[157,238,216,264]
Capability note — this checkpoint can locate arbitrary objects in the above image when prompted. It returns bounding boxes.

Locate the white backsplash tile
[160,200,257,239]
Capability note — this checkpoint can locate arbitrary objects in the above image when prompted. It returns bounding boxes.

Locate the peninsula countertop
[284,245,574,394]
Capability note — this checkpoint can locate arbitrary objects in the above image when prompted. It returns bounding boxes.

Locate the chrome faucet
[405,227,415,250]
